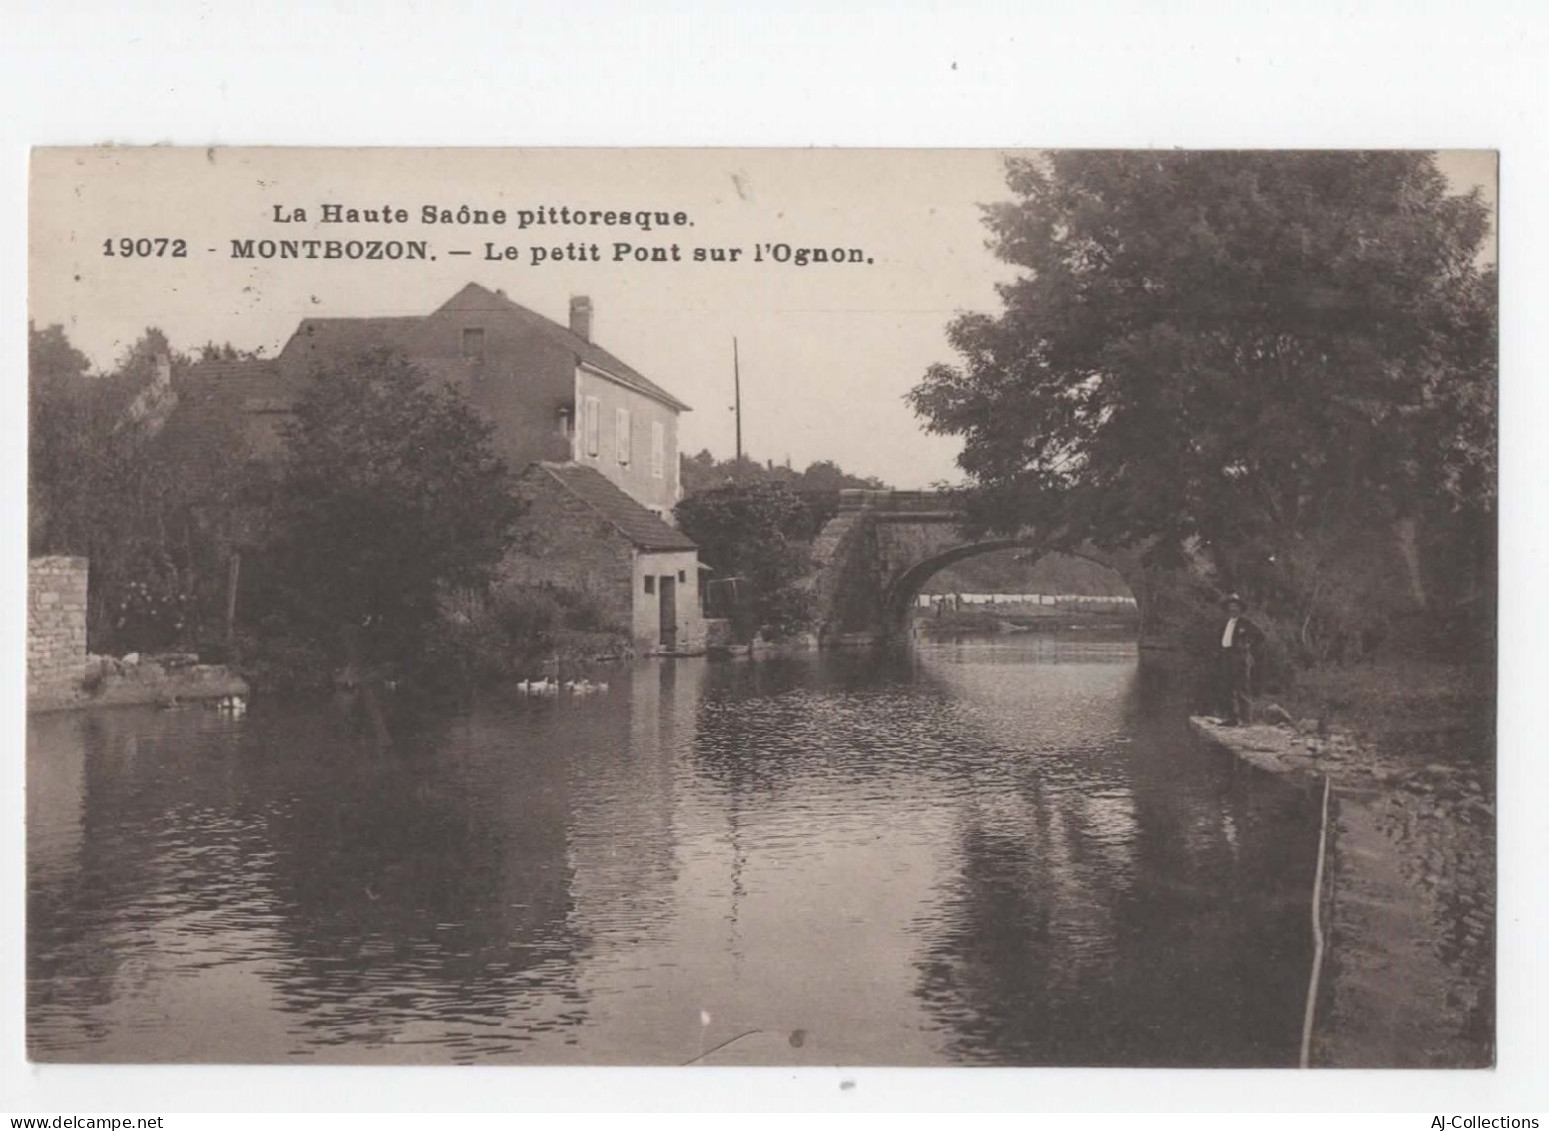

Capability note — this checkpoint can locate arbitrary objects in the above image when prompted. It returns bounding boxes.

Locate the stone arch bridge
[806,489,1191,649]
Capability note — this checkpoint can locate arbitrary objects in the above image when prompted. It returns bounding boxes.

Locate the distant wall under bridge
[805,489,1196,649]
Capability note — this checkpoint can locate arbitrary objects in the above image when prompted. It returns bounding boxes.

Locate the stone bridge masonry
[806,489,1194,649]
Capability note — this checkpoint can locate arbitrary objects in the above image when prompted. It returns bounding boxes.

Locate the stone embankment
[1190,715,1493,1067]
[28,555,249,712]
[29,652,249,713]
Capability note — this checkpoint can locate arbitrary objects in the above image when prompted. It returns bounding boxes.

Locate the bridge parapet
[837,488,959,515]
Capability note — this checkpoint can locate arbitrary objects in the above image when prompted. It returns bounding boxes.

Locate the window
[583,396,600,458]
[678,570,686,583]
[616,407,632,465]
[644,576,656,595]
[461,327,485,359]
[650,421,665,479]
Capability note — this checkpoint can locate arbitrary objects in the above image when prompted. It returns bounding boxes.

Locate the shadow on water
[28,695,591,1062]
[908,653,1320,1066]
[28,635,1321,1065]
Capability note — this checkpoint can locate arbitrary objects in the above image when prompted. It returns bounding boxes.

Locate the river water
[28,634,1320,1066]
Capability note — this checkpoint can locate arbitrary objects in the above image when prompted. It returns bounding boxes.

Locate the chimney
[569,295,593,342]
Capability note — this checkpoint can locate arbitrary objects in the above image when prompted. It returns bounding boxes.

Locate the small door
[658,575,677,651]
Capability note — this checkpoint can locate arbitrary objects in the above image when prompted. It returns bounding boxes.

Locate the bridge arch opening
[888,542,1142,637]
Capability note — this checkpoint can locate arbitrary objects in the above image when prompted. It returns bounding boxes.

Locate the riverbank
[1190,676,1493,1067]
[914,608,1140,637]
[29,652,249,713]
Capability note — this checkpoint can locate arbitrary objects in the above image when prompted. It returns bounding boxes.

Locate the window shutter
[616,407,631,464]
[584,396,600,458]
[651,421,665,479]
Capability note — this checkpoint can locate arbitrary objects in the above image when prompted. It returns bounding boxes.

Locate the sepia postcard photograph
[23,145,1499,1075]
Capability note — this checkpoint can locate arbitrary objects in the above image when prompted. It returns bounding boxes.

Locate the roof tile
[526,462,696,552]
[436,284,690,411]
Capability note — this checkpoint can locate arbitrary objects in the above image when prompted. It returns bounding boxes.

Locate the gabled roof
[178,358,298,411]
[278,315,422,369]
[525,462,697,552]
[197,285,689,417]
[182,359,279,383]
[436,283,691,412]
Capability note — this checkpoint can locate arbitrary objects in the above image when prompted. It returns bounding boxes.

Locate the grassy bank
[1200,649,1496,1067]
[1275,657,1495,777]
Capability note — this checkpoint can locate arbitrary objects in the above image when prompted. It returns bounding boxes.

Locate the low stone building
[506,463,704,655]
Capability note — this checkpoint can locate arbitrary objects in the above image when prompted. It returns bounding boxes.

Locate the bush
[675,482,814,642]
[102,566,193,654]
[261,349,523,673]
[419,609,522,689]
[235,627,335,693]
[412,584,630,692]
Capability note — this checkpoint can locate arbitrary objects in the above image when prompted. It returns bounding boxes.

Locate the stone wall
[805,509,885,638]
[500,474,636,633]
[28,556,88,702]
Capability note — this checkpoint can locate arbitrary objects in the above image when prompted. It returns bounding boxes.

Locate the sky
[30,148,1495,489]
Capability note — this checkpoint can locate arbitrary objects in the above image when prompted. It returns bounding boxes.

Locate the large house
[182,284,704,654]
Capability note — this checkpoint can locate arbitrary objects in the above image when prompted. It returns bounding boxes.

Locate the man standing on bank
[1216,592,1265,726]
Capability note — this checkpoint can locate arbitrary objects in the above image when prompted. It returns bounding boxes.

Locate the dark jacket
[1218,614,1264,653]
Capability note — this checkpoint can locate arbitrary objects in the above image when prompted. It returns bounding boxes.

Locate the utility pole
[733,336,743,466]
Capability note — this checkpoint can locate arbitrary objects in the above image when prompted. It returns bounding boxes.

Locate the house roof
[278,316,422,370]
[178,359,298,412]
[278,284,691,412]
[526,462,697,552]
[182,359,278,383]
[435,283,691,412]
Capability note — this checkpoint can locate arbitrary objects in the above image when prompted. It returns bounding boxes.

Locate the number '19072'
[103,238,188,257]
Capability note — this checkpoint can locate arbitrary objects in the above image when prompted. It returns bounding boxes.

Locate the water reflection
[28,636,1316,1065]
[913,645,1316,1065]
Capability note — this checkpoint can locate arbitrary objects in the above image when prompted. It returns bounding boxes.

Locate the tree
[679,449,886,498]
[678,448,727,496]
[28,322,96,552]
[196,340,265,362]
[261,349,523,669]
[112,326,176,387]
[910,152,1495,640]
[795,458,886,493]
[675,482,814,641]
[30,323,262,651]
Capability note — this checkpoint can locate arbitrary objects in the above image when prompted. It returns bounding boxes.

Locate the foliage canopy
[263,349,523,665]
[910,152,1496,567]
[29,323,256,651]
[675,482,814,640]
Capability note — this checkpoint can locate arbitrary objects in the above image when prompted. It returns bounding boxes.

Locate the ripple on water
[28,638,1317,1065]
